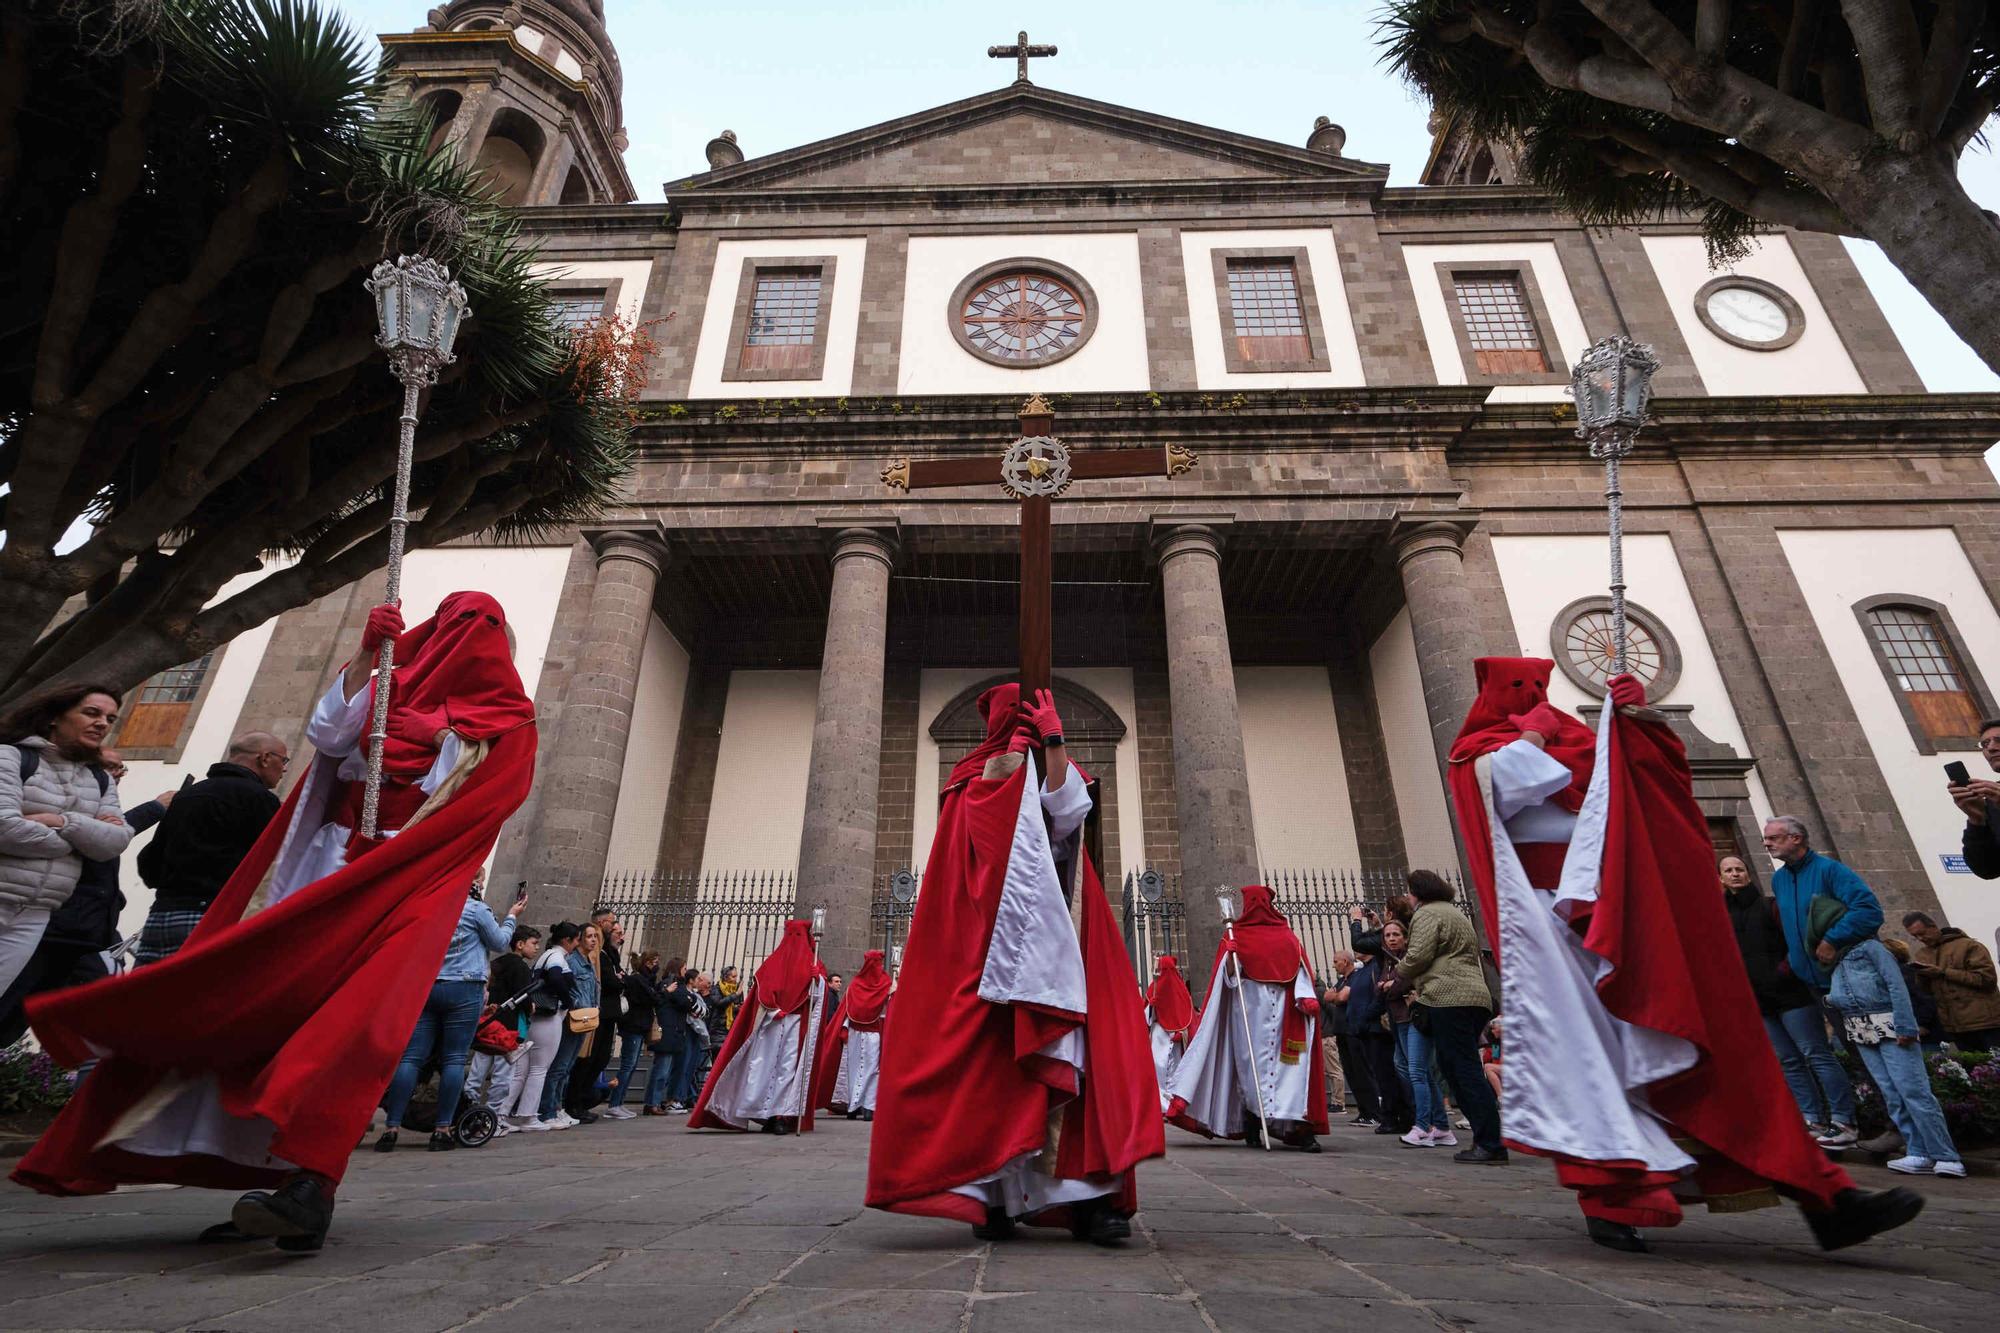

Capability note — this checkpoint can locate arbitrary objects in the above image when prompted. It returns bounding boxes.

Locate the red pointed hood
[1144,955,1194,1038]
[753,920,823,1015]
[845,949,893,1026]
[363,591,535,779]
[1448,656,1593,813]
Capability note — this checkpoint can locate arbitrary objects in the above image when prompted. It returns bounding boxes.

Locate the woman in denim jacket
[1827,935,1965,1178]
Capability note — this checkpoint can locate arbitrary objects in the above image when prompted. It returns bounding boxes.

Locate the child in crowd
[1827,932,1965,1178]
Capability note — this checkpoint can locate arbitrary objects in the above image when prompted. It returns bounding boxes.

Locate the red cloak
[1445,661,1850,1223]
[866,686,1162,1224]
[687,920,825,1132]
[1144,955,1195,1043]
[812,949,892,1111]
[14,592,535,1196]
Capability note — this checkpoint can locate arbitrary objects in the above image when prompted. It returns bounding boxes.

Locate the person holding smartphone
[1945,723,2000,879]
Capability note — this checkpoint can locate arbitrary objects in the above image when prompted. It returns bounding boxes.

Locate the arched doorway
[928,675,1128,886]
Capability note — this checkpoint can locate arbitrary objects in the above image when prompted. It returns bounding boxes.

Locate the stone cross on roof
[989,30,1057,84]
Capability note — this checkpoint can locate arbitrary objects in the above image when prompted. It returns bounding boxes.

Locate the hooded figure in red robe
[689,919,826,1134]
[813,948,892,1119]
[1448,656,1922,1253]
[1163,887,1328,1150]
[13,593,535,1253]
[1143,955,1196,1111]
[866,684,1163,1245]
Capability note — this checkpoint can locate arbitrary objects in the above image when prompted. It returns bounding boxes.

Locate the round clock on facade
[1693,275,1805,350]
[949,260,1099,368]
[1550,596,1683,700]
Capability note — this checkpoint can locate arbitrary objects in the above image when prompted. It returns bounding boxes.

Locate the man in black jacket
[1948,718,2000,878]
[0,750,167,1045]
[131,732,286,965]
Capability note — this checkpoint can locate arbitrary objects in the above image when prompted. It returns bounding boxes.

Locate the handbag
[1409,1002,1432,1035]
[566,1006,600,1034]
[648,1019,664,1045]
[1842,1011,1897,1046]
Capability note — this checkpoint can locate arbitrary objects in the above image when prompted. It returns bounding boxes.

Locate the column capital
[585,527,670,575]
[1390,510,1482,570]
[1150,515,1234,565]
[817,516,901,569]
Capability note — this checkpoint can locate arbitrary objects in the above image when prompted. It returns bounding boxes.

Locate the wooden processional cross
[882,395,1196,694]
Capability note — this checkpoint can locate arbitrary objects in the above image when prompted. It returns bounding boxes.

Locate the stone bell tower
[379,0,636,205]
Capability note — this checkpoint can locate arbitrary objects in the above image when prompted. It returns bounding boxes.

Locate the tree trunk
[1821,147,2000,381]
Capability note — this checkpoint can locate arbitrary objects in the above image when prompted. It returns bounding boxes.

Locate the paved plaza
[0,1118,1994,1333]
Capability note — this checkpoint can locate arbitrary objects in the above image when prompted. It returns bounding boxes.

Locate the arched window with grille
[1855,596,1994,752]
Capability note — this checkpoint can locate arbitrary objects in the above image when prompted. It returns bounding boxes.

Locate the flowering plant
[1845,1048,2000,1147]
[0,1045,74,1115]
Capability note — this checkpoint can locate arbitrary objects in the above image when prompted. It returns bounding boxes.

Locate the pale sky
[327,0,2000,395]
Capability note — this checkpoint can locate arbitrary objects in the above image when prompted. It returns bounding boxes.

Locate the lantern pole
[359,256,470,841]
[1570,336,1660,677]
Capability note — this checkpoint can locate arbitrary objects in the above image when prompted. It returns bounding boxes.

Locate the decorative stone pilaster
[795,522,900,974]
[524,529,668,927]
[1152,519,1259,970]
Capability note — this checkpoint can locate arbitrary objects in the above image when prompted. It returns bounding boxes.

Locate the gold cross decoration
[989,30,1057,84]
[883,395,1196,694]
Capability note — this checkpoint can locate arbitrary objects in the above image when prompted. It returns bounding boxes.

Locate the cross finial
[988,30,1057,84]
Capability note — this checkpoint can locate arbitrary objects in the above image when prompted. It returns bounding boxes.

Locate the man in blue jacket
[1763,814,1885,1149]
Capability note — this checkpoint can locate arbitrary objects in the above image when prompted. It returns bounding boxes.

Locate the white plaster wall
[1400,240,1591,404]
[604,615,691,872]
[1367,610,1459,872]
[1640,233,1866,395]
[1488,532,1774,826]
[700,670,819,873]
[912,668,1145,881]
[113,545,571,936]
[686,237,869,398]
[1777,528,2000,952]
[1181,229,1366,389]
[528,259,653,324]
[898,234,1151,394]
[1235,666,1361,868]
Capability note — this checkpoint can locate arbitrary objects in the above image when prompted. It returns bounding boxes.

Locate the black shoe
[972,1206,1017,1242]
[1070,1203,1132,1247]
[229,1177,333,1251]
[197,1215,263,1245]
[859,1110,874,1122]
[1806,1187,1926,1252]
[574,1111,599,1125]
[1452,1145,1510,1165]
[759,1118,781,1134]
[427,1131,456,1152]
[372,1130,398,1153]
[845,1109,859,1120]
[1373,1122,1403,1135]
[1349,1115,1377,1127]
[1586,1217,1650,1254]
[773,1117,796,1136]
[1286,1133,1323,1154]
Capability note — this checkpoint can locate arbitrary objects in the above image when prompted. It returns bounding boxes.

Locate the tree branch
[1597,122,1857,232]
[1695,0,1730,62]
[1778,0,1825,97]
[1942,76,1999,152]
[1837,0,1927,142]
[1920,0,1988,139]
[1464,4,1681,116]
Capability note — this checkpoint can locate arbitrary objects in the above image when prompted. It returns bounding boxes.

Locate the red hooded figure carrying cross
[14,594,536,1253]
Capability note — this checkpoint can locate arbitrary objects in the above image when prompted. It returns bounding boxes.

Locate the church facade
[108,1,2000,971]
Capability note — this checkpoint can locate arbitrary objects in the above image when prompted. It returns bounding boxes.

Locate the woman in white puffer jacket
[0,683,133,995]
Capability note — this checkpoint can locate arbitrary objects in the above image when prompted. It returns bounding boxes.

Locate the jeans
[1763,1003,1857,1126]
[1855,1039,1961,1165]
[610,1033,646,1108]
[1392,1019,1447,1131]
[541,1026,585,1119]
[381,979,485,1129]
[680,1038,711,1105]
[647,1041,694,1108]
[1355,1031,1408,1130]
[1425,1005,1502,1153]
[466,1050,516,1114]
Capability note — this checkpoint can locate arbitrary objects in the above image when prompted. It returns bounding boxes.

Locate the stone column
[1153,520,1259,970]
[524,530,667,927]
[795,523,900,973]
[1391,514,1486,773]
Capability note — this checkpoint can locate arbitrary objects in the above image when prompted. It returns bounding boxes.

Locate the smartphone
[1945,761,1972,786]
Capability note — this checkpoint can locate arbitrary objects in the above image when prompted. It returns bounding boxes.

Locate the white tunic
[830,1027,883,1111]
[700,979,826,1127]
[1147,1015,1183,1113]
[1164,961,1317,1135]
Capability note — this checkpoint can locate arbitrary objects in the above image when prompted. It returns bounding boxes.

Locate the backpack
[11,743,109,798]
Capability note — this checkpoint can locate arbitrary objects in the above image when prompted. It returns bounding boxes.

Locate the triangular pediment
[676,84,1385,193]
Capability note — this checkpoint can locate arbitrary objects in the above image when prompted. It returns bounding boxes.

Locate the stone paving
[0,1115,1995,1332]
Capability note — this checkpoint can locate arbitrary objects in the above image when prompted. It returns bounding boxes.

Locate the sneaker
[604,1106,637,1120]
[1815,1124,1860,1148]
[517,1118,553,1132]
[1805,1122,1834,1139]
[542,1116,571,1131]
[1886,1155,1935,1174]
[667,1102,690,1114]
[1452,1116,1471,1131]
[553,1111,579,1128]
[1933,1160,1967,1178]
[1429,1129,1459,1148]
[492,1121,514,1138]
[1398,1129,1432,1148]
[1453,1145,1510,1165]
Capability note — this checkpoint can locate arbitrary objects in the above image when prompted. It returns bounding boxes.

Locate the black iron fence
[595,870,798,980]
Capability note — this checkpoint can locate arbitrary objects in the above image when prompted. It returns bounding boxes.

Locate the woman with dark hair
[1377,919,1447,1145]
[644,955,698,1114]
[0,683,131,998]
[608,950,662,1116]
[1395,870,1504,1161]
[509,921,580,1131]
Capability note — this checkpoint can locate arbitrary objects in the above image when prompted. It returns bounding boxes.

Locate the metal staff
[1216,888,1272,1151]
[1569,336,1660,676]
[795,906,829,1125]
[357,257,470,840]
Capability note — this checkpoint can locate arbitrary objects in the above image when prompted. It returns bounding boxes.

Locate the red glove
[1005,723,1038,756]
[360,603,404,656]
[1021,688,1064,743]
[1220,934,1238,954]
[1296,996,1320,1020]
[1607,673,1647,709]
[1509,702,1568,739]
[387,707,449,747]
